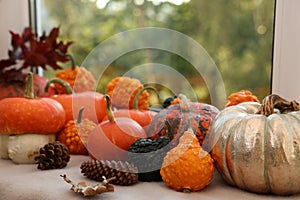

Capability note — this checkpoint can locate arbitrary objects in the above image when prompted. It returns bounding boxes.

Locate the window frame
[272,0,300,101]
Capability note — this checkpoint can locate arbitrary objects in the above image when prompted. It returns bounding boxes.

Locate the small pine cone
[80,159,138,186]
[35,141,70,170]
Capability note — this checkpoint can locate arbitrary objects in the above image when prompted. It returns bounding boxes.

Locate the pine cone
[35,141,70,170]
[80,160,138,186]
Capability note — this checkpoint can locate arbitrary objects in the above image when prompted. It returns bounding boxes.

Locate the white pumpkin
[0,134,55,164]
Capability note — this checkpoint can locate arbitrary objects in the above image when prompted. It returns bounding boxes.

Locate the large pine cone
[80,159,138,186]
[34,141,70,170]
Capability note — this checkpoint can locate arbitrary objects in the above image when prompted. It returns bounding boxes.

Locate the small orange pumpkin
[160,127,214,192]
[53,54,96,94]
[225,89,259,107]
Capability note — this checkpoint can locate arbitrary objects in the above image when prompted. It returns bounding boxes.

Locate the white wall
[272,0,300,101]
[0,0,29,59]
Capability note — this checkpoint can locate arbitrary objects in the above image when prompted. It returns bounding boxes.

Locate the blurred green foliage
[39,0,275,106]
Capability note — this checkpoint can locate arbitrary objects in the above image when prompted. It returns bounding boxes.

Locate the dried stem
[257,94,300,116]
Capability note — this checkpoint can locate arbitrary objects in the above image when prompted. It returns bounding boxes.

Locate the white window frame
[272,0,300,101]
[1,0,299,102]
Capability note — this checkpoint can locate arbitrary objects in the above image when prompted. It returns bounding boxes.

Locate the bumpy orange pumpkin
[160,128,214,192]
[57,108,97,155]
[225,89,259,107]
[54,54,96,94]
[106,76,149,110]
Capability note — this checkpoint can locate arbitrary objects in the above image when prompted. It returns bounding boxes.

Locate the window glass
[36,0,275,107]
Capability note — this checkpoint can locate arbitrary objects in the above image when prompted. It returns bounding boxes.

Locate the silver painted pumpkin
[209,94,300,195]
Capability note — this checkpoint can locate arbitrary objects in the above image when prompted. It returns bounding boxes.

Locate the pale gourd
[0,134,56,164]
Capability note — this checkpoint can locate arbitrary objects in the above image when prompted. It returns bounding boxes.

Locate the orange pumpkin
[53,54,96,94]
[0,72,65,134]
[87,95,146,161]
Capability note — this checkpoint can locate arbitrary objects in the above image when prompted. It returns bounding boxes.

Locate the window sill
[0,155,298,200]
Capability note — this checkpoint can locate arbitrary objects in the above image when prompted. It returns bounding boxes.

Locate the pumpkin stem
[133,86,160,110]
[57,51,76,70]
[24,72,35,99]
[178,94,190,112]
[164,120,174,140]
[76,107,84,125]
[104,94,115,122]
[257,94,300,116]
[44,78,75,95]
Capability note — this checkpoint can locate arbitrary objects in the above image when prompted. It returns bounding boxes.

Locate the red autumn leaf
[0,26,73,82]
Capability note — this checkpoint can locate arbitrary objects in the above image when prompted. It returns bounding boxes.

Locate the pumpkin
[210,94,300,195]
[127,120,174,182]
[45,78,106,123]
[225,89,259,107]
[53,54,96,94]
[147,94,219,146]
[57,107,97,155]
[87,95,147,161]
[106,76,150,110]
[0,72,65,164]
[160,127,214,192]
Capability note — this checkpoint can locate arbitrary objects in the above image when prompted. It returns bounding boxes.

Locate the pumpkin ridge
[263,115,271,193]
[221,117,242,185]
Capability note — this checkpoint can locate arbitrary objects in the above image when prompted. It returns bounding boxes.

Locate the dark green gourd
[127,121,173,182]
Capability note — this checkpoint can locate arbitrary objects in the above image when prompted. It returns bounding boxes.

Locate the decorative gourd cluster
[1,27,300,197]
